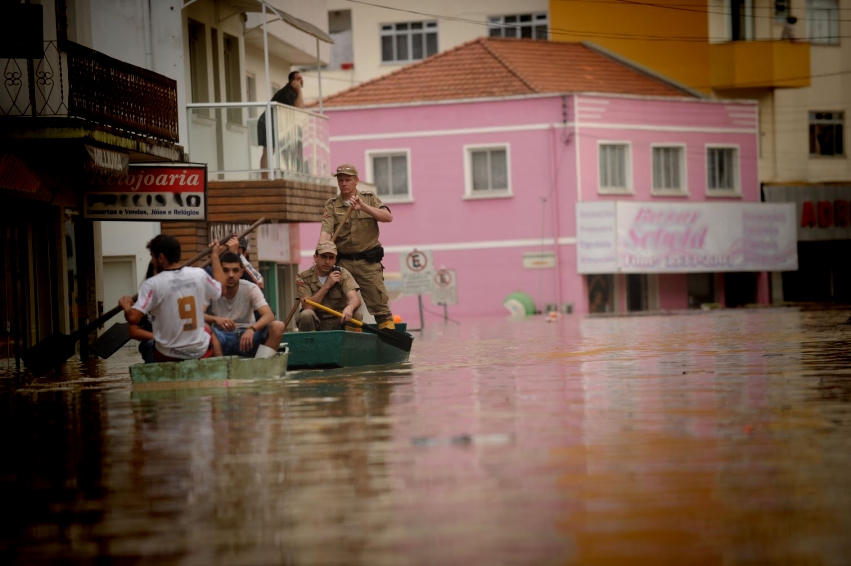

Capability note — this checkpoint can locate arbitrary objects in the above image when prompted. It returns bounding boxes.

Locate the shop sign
[83,144,129,175]
[576,201,798,274]
[763,185,851,241]
[84,164,206,221]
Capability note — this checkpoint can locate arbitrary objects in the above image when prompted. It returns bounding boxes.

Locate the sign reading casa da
[83,164,207,221]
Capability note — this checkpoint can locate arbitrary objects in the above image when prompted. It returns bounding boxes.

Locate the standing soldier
[319,164,395,329]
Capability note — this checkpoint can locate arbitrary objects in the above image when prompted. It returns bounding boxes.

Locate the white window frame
[705,144,741,197]
[597,141,633,195]
[463,144,512,200]
[650,144,688,196]
[807,0,840,45]
[365,149,413,203]
[487,13,548,39]
[380,21,438,64]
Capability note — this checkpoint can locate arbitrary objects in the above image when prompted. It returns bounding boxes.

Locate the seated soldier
[204,251,283,358]
[296,241,361,332]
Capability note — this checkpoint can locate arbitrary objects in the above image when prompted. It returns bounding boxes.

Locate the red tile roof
[320,38,693,108]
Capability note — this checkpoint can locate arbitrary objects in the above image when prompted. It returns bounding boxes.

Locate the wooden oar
[303,299,413,352]
[330,205,354,242]
[282,299,301,332]
[276,299,302,353]
[24,219,269,374]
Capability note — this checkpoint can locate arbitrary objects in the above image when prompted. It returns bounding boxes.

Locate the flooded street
[1,307,850,565]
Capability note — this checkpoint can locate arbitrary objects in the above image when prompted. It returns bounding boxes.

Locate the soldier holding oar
[318,164,396,330]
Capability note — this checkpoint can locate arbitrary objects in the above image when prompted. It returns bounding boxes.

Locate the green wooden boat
[282,323,412,370]
[129,351,288,384]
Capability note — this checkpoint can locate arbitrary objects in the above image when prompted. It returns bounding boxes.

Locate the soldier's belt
[337,246,384,262]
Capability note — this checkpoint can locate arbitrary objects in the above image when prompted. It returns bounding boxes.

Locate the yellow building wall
[549,0,711,94]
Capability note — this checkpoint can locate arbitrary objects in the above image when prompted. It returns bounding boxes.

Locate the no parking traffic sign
[400,249,434,296]
[431,268,457,306]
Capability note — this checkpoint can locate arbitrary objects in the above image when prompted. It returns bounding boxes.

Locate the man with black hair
[258,70,305,173]
[204,251,283,359]
[119,235,227,362]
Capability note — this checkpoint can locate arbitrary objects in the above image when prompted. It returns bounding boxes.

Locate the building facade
[300,39,792,318]
[550,0,850,303]
[302,0,549,101]
[1,0,336,372]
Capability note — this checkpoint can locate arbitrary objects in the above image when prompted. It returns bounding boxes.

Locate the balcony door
[728,0,754,41]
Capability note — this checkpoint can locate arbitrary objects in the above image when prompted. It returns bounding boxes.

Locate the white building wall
[301,0,548,101]
[707,0,851,185]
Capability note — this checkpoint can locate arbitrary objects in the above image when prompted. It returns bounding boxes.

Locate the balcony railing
[186,102,330,182]
[1,40,179,142]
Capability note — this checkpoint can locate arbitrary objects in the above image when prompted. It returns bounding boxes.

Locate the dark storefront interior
[782,241,851,303]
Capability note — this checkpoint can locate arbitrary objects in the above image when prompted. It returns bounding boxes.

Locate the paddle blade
[21,333,77,376]
[90,323,132,359]
[362,324,414,352]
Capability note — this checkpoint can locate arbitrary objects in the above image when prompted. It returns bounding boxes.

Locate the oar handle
[303,299,363,327]
[282,299,301,333]
[330,206,354,242]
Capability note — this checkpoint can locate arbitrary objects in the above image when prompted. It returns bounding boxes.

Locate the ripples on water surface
[1,307,850,565]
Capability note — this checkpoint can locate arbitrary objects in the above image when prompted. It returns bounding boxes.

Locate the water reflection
[0,308,850,564]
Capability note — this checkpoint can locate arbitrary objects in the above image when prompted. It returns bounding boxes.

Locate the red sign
[84,164,207,221]
[800,200,851,229]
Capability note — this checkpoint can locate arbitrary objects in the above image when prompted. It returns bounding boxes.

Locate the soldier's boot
[376,317,395,330]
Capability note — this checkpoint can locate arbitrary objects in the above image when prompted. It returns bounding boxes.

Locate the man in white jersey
[204,251,283,358]
[119,235,227,362]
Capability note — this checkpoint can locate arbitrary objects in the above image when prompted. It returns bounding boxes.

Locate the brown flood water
[1,307,850,565]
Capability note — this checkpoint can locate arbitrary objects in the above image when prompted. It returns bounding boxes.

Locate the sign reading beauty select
[83,164,207,221]
[577,201,798,274]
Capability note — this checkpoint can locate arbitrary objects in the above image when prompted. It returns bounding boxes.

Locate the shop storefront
[576,201,798,313]
[763,185,851,303]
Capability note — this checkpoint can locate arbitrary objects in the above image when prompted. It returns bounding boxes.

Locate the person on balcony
[295,241,362,332]
[258,71,305,175]
[318,164,396,330]
[781,16,798,41]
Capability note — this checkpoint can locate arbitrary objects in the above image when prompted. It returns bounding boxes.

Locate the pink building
[299,38,797,319]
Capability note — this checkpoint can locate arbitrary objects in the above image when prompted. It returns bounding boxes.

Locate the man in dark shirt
[259,71,305,174]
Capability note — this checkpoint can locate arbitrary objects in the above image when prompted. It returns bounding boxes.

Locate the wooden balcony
[1,40,182,161]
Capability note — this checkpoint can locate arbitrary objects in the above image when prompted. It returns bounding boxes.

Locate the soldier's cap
[316,241,337,255]
[333,164,358,177]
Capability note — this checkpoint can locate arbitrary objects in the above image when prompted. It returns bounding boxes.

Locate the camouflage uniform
[321,190,393,327]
